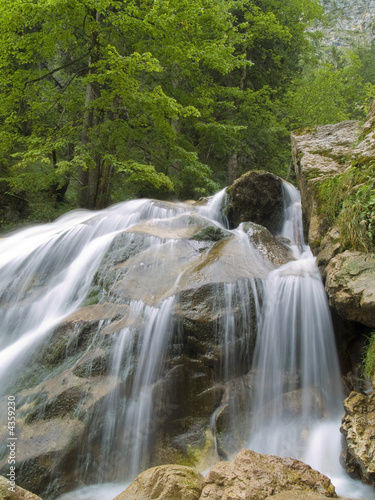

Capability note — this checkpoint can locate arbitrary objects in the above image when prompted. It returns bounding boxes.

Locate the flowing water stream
[0,186,373,499]
[248,183,374,499]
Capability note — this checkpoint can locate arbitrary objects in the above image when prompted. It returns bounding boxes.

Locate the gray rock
[291,120,359,252]
[340,391,375,487]
[325,251,375,328]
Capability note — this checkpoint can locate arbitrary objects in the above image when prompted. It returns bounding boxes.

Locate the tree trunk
[51,149,69,202]
[77,10,102,209]
[227,152,238,185]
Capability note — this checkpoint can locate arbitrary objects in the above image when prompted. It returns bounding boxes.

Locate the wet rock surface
[0,193,295,498]
[291,107,375,376]
[340,391,375,487]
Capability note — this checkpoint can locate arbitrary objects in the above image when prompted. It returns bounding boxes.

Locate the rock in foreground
[113,465,203,500]
[114,449,338,500]
[200,449,337,499]
[0,476,43,499]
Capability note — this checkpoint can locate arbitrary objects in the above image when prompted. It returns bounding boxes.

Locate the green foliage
[287,37,375,130]
[318,160,375,252]
[0,0,347,219]
[363,331,375,380]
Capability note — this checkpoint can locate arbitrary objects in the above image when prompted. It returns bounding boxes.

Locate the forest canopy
[0,0,374,220]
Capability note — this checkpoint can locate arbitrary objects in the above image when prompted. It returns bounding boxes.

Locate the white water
[247,182,375,499]
[0,186,374,499]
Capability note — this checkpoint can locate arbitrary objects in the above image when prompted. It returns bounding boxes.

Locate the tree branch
[64,176,84,186]
[24,53,89,86]
[5,192,28,203]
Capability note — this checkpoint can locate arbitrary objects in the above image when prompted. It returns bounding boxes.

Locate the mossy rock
[191,225,229,242]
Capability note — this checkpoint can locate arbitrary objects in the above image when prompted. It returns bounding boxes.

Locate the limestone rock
[325,251,375,328]
[113,464,203,500]
[0,476,43,499]
[316,0,375,47]
[243,222,295,268]
[340,391,375,487]
[225,171,284,234]
[291,120,359,251]
[200,448,337,499]
[316,226,341,275]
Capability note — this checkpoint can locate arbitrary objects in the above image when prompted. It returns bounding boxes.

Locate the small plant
[317,160,375,252]
[363,331,375,380]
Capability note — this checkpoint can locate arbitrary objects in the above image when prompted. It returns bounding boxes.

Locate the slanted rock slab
[0,476,43,499]
[113,464,203,500]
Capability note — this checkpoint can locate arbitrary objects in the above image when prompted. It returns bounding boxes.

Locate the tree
[0,0,247,209]
[0,0,331,218]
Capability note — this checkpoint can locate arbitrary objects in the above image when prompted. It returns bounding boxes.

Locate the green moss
[192,225,226,242]
[292,126,317,136]
[173,428,216,468]
[80,285,102,307]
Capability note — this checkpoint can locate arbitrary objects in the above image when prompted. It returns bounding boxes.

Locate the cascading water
[247,181,374,499]
[0,185,373,500]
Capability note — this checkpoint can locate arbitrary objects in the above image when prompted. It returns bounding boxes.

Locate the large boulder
[225,171,285,233]
[200,449,337,499]
[325,251,375,328]
[340,391,375,487]
[113,465,203,500]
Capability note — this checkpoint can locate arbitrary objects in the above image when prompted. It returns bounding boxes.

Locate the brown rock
[113,464,203,500]
[225,171,285,234]
[200,448,337,499]
[340,391,375,487]
[0,476,42,499]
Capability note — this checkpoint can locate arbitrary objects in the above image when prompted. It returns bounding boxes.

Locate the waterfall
[0,185,374,500]
[247,182,374,499]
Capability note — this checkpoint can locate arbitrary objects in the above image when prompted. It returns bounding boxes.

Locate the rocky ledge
[291,104,375,337]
